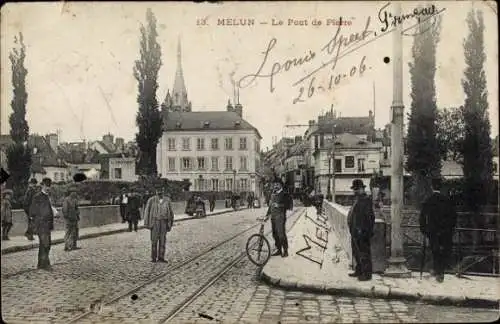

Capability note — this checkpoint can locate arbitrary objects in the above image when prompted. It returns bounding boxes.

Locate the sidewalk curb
[1,208,246,255]
[260,271,500,308]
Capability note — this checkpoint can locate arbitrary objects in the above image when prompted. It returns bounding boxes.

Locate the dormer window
[358,140,366,145]
[203,121,210,128]
[176,122,182,129]
[234,121,241,127]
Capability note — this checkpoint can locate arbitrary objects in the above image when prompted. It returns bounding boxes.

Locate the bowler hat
[30,178,38,184]
[41,178,52,187]
[350,179,366,190]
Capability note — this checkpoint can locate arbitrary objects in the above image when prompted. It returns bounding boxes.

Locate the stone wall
[323,200,387,273]
[8,200,227,237]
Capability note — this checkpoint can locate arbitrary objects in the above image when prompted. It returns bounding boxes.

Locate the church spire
[172,35,190,112]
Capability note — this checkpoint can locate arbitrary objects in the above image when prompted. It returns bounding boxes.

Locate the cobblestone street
[1,208,498,323]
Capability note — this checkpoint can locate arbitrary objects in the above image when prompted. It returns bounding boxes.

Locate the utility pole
[384,1,411,278]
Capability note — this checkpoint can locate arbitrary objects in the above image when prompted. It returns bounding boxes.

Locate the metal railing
[400,224,499,277]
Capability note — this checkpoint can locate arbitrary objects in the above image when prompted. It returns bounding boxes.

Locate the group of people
[117,188,143,232]
[346,177,457,283]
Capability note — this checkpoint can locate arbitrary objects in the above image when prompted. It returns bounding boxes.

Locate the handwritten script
[237,3,446,104]
[295,210,331,268]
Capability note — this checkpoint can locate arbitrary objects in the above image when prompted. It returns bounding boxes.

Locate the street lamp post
[384,1,411,278]
[327,124,336,202]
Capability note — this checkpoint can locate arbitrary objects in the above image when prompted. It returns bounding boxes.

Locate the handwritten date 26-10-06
[293,55,367,104]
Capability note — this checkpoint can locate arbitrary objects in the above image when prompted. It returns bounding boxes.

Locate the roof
[99,152,134,159]
[163,111,262,139]
[333,133,382,149]
[307,116,373,136]
[28,135,66,168]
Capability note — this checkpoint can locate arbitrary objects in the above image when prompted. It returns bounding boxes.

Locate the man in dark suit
[420,177,457,283]
[127,191,142,232]
[119,188,128,223]
[23,178,39,240]
[266,178,289,257]
[347,179,375,281]
[30,178,57,270]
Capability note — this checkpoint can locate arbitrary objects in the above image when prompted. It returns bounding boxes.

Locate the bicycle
[245,217,271,266]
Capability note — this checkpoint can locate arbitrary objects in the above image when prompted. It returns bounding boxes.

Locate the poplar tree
[6,32,32,206]
[134,8,163,176]
[406,12,442,207]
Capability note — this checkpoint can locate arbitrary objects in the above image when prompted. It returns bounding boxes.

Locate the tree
[436,106,465,162]
[6,32,32,206]
[406,11,442,207]
[133,8,163,176]
[461,9,493,241]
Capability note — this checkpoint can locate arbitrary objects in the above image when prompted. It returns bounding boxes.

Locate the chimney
[234,103,243,117]
[47,133,58,152]
[226,99,234,112]
[308,120,315,126]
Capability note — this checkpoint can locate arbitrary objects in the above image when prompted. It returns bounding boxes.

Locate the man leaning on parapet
[62,185,80,251]
[23,178,39,241]
[347,179,375,281]
[144,188,174,263]
[419,177,457,283]
[30,178,58,271]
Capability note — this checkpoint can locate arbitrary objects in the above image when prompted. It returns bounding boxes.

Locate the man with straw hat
[144,188,174,263]
[62,185,80,251]
[1,189,14,240]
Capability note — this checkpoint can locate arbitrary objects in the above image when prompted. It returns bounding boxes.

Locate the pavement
[1,207,238,255]
[261,207,500,308]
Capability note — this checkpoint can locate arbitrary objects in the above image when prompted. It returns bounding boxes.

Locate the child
[1,189,14,240]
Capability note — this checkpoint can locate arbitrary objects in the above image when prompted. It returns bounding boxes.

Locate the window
[197,138,205,151]
[168,138,176,151]
[493,162,498,173]
[211,138,219,150]
[182,138,190,150]
[225,137,233,150]
[314,135,319,149]
[240,179,248,191]
[168,157,176,171]
[239,156,248,170]
[226,178,233,191]
[334,159,342,173]
[211,157,219,170]
[114,168,122,179]
[320,134,325,148]
[212,179,219,191]
[345,156,355,168]
[54,173,59,181]
[383,150,388,159]
[197,178,207,191]
[358,158,365,172]
[239,137,247,150]
[198,157,206,170]
[182,157,192,170]
[225,156,233,170]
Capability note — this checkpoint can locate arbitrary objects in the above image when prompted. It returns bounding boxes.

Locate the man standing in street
[347,179,375,281]
[209,192,216,212]
[23,178,39,240]
[266,178,288,257]
[30,178,57,270]
[1,189,14,240]
[127,191,141,232]
[144,189,174,263]
[62,186,80,251]
[119,188,128,223]
[419,177,457,283]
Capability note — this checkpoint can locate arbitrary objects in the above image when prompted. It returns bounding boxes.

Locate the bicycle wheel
[246,234,271,266]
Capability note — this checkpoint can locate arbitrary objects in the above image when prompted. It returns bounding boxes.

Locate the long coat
[347,193,375,238]
[143,196,174,231]
[1,198,12,223]
[62,196,80,223]
[127,195,142,221]
[420,191,457,237]
[29,192,54,234]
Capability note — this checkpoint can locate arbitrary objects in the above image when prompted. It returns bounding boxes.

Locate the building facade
[157,110,262,195]
[100,153,137,182]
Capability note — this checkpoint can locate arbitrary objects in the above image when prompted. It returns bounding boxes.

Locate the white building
[156,109,262,195]
[99,153,137,182]
[156,38,263,195]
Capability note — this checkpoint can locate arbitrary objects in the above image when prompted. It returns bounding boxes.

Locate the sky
[1,1,498,150]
